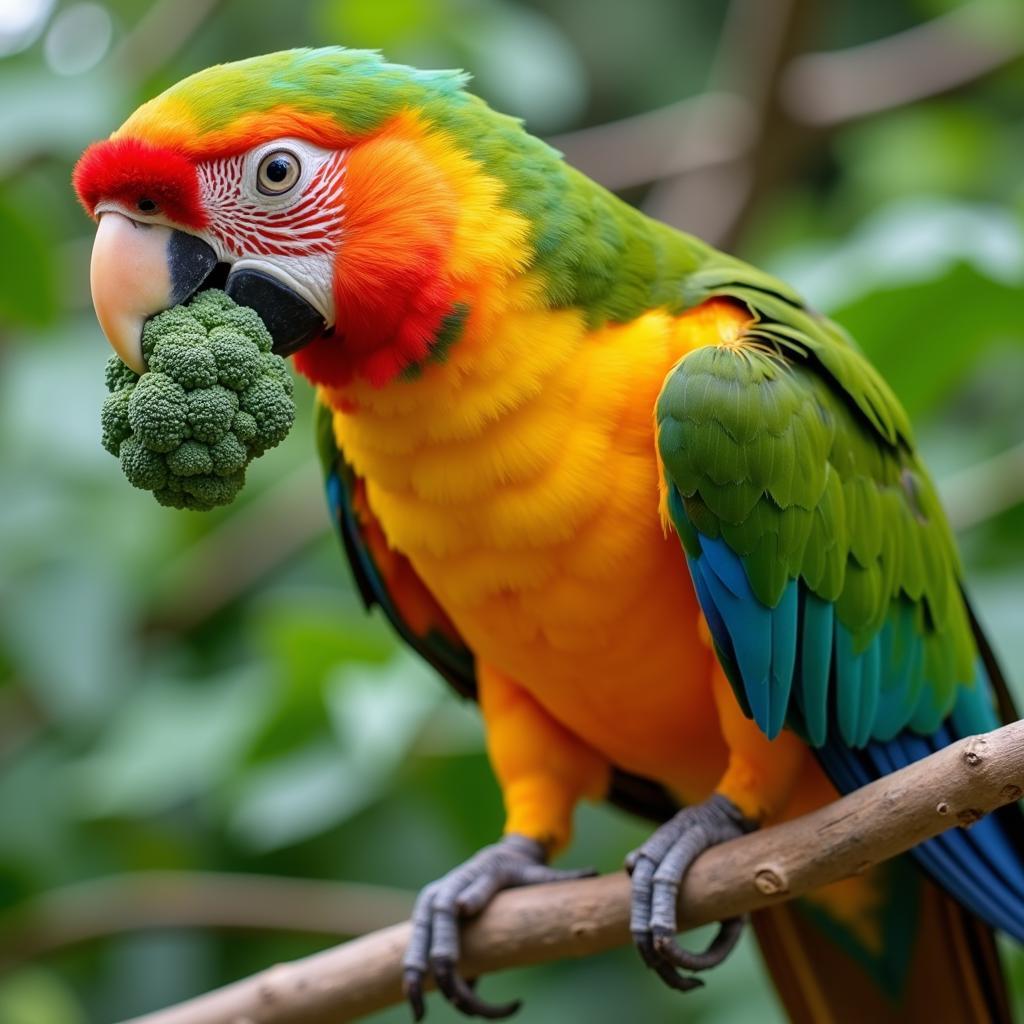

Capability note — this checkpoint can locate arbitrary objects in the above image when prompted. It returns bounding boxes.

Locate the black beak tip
[225,269,326,357]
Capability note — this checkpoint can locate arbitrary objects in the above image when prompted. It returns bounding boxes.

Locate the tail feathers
[818,663,1024,945]
[754,868,1012,1024]
[817,616,1024,946]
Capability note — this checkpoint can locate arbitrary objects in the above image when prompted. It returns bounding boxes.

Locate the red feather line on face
[198,150,346,259]
[72,137,208,229]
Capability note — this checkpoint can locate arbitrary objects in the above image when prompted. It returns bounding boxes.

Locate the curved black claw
[402,833,595,1020]
[627,794,756,993]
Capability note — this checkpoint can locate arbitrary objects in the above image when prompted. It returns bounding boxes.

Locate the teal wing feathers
[656,261,1024,944]
[656,273,977,748]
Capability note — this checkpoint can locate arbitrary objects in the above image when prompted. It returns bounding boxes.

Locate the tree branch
[110,0,229,85]
[124,720,1024,1024]
[781,1,1024,127]
[0,872,413,972]
[642,0,818,245]
[550,1,1024,197]
[940,436,1024,534]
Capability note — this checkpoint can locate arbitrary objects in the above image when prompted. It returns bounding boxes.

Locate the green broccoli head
[101,290,296,511]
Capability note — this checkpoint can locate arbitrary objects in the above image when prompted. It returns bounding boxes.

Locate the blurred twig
[0,685,45,763]
[551,0,1024,222]
[123,721,1024,1024]
[548,92,756,193]
[941,436,1024,533]
[782,1,1024,126]
[111,0,229,86]
[643,0,817,246]
[0,871,413,973]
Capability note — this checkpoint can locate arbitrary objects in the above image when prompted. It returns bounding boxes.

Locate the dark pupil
[266,158,290,183]
[138,197,157,212]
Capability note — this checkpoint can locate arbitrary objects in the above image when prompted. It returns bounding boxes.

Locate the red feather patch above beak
[73,137,208,229]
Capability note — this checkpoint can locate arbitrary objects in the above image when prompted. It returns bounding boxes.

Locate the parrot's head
[73,48,538,386]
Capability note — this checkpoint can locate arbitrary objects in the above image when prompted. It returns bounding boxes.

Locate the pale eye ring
[256,150,301,195]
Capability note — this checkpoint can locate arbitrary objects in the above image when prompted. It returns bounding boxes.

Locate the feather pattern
[655,271,1024,945]
[316,395,681,821]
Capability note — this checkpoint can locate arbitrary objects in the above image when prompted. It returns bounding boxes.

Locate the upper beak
[89,211,217,372]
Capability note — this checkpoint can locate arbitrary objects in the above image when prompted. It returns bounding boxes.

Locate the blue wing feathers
[857,635,881,748]
[684,522,1024,945]
[692,542,773,729]
[689,536,797,738]
[820,725,1024,942]
[834,627,864,747]
[699,532,750,596]
[769,580,799,739]
[798,591,833,746]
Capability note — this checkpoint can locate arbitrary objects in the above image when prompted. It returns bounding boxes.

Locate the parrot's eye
[137,197,157,213]
[256,150,301,196]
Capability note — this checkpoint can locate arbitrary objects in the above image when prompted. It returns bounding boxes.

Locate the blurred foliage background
[1,0,1024,1021]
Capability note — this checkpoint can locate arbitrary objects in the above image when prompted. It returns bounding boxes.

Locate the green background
[1,0,1023,1020]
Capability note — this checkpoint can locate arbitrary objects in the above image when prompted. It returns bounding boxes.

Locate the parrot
[73,48,1024,1023]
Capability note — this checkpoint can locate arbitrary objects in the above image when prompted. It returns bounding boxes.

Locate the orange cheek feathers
[294,134,460,388]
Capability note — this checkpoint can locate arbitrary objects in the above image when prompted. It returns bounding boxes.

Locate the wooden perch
[126,720,1024,1024]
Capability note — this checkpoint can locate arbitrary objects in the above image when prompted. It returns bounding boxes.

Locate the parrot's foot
[626,794,756,992]
[402,833,595,1020]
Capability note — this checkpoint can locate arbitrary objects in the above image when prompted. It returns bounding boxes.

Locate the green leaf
[832,262,1024,419]
[0,563,134,731]
[0,968,86,1024]
[227,652,442,850]
[0,188,57,328]
[69,665,273,817]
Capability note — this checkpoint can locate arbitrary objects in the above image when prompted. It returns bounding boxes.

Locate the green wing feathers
[657,267,977,746]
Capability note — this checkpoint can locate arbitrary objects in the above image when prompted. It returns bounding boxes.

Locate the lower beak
[89,212,217,372]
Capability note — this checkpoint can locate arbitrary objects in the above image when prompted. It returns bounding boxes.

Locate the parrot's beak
[223,267,327,358]
[89,211,327,369]
[89,211,218,372]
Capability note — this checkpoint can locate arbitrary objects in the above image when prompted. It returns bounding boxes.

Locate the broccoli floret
[149,339,218,389]
[119,436,168,491]
[241,377,295,453]
[259,352,294,396]
[141,306,206,360]
[232,410,258,445]
[209,328,261,390]
[184,289,237,327]
[182,471,246,508]
[128,373,189,452]
[209,433,248,475]
[99,289,296,511]
[187,385,238,444]
[219,306,273,353]
[153,488,191,510]
[166,440,213,477]
[105,354,140,393]
[100,386,134,456]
